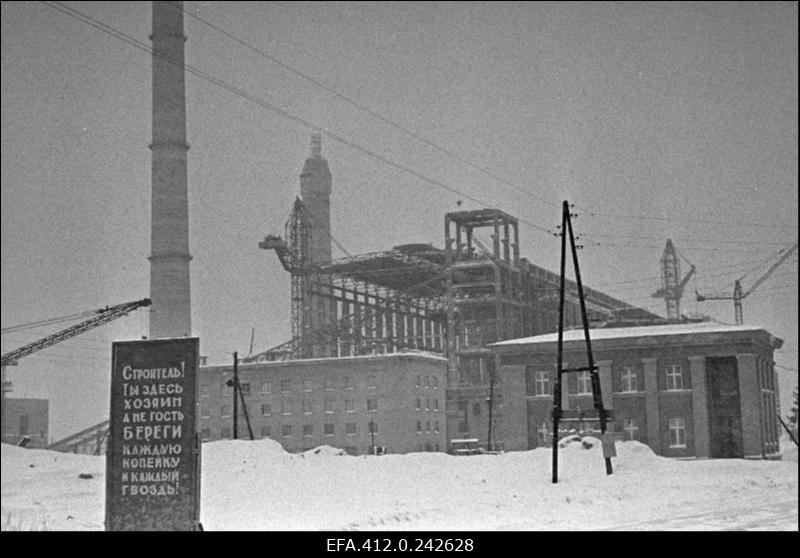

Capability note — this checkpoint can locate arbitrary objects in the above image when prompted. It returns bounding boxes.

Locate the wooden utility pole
[232,351,238,439]
[551,201,613,483]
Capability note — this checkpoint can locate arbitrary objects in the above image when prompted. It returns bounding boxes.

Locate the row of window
[202,375,380,397]
[530,365,688,396]
[203,419,444,440]
[204,397,380,418]
[414,375,440,389]
[534,417,687,448]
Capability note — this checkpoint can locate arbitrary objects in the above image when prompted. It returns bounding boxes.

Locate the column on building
[688,356,710,458]
[597,360,613,411]
[735,353,762,457]
[642,357,660,452]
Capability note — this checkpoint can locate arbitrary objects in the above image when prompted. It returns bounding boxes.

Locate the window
[666,365,684,391]
[433,399,439,412]
[222,382,233,396]
[201,428,211,441]
[621,367,637,393]
[324,400,335,414]
[302,379,312,392]
[623,418,639,441]
[472,402,481,416]
[458,421,468,433]
[367,398,378,412]
[345,399,355,413]
[415,375,421,387]
[432,376,439,389]
[424,376,430,388]
[282,425,292,437]
[457,401,467,412]
[281,400,292,415]
[260,403,271,417]
[537,422,549,446]
[221,405,231,417]
[344,376,354,390]
[368,421,378,434]
[534,371,550,396]
[200,405,210,418]
[324,377,334,391]
[426,421,431,433]
[260,425,271,438]
[239,382,251,395]
[416,421,422,434]
[668,417,686,447]
[324,423,335,436]
[577,371,592,395]
[303,424,313,437]
[302,400,313,415]
[281,379,292,393]
[367,374,377,389]
[199,384,210,397]
[416,398,422,411]
[261,381,271,395]
[434,420,440,433]
[346,422,357,435]
[221,427,231,438]
[426,398,431,411]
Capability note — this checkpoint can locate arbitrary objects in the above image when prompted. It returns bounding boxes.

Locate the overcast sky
[2,1,797,440]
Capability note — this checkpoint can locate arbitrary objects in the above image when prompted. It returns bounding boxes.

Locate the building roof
[490,320,783,348]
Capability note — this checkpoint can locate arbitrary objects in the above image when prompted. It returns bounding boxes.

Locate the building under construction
[243,134,659,450]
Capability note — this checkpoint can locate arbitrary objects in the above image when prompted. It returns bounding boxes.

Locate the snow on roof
[490,320,773,347]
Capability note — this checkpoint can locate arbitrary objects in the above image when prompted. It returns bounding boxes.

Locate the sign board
[106,338,200,531]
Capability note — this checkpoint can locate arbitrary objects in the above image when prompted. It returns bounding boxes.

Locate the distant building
[199,352,448,455]
[491,321,784,459]
[2,398,48,448]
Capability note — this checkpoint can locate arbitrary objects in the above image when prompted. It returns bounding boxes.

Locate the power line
[167,1,562,213]
[41,0,554,240]
[577,207,797,230]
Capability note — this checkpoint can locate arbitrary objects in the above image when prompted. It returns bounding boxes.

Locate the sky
[2,437,797,531]
[1,1,797,441]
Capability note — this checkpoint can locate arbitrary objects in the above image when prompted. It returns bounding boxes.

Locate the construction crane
[652,239,696,321]
[1,297,151,443]
[697,241,797,325]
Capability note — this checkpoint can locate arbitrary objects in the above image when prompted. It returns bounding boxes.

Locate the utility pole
[236,368,255,441]
[369,420,376,455]
[232,351,238,439]
[486,367,495,451]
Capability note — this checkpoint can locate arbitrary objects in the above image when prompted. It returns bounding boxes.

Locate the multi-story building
[491,321,784,459]
[199,352,447,455]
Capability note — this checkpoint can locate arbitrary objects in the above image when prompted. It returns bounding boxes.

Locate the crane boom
[1,298,151,367]
[743,242,797,297]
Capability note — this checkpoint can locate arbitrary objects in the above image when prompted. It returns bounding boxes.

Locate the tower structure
[299,133,335,356]
[149,1,192,338]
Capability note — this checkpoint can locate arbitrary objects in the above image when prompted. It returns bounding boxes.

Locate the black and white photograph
[1,1,797,534]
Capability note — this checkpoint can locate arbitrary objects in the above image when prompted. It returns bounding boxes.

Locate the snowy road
[600,497,799,531]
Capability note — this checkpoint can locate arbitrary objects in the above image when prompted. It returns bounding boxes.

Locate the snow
[491,320,775,346]
[2,440,797,531]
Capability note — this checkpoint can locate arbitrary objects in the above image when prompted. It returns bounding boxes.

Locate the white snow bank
[2,439,797,531]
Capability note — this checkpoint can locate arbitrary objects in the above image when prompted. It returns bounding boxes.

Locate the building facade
[199,352,448,455]
[2,397,49,448]
[492,322,784,459]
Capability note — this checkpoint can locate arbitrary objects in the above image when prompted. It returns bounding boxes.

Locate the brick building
[2,398,49,448]
[199,352,447,455]
[491,321,784,459]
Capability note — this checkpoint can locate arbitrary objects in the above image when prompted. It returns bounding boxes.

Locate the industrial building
[2,398,49,449]
[199,352,448,455]
[491,321,784,459]
[199,134,660,454]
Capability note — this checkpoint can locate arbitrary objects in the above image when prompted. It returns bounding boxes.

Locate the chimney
[148,1,192,338]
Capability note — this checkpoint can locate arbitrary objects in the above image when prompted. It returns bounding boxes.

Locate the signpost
[106,338,201,531]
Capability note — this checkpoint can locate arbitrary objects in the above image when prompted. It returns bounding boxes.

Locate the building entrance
[706,357,743,458]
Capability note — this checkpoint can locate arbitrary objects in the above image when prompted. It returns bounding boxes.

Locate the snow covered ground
[2,438,797,531]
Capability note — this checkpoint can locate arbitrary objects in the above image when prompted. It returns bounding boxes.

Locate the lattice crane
[696,241,797,324]
[652,239,696,321]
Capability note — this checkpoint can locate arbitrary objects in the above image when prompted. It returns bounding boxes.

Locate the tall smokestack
[300,132,332,266]
[149,1,192,338]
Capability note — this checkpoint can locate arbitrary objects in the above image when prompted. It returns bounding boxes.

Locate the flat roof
[490,321,782,347]
[201,350,448,371]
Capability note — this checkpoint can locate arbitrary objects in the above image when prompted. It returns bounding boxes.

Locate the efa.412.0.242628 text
[326,538,475,552]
